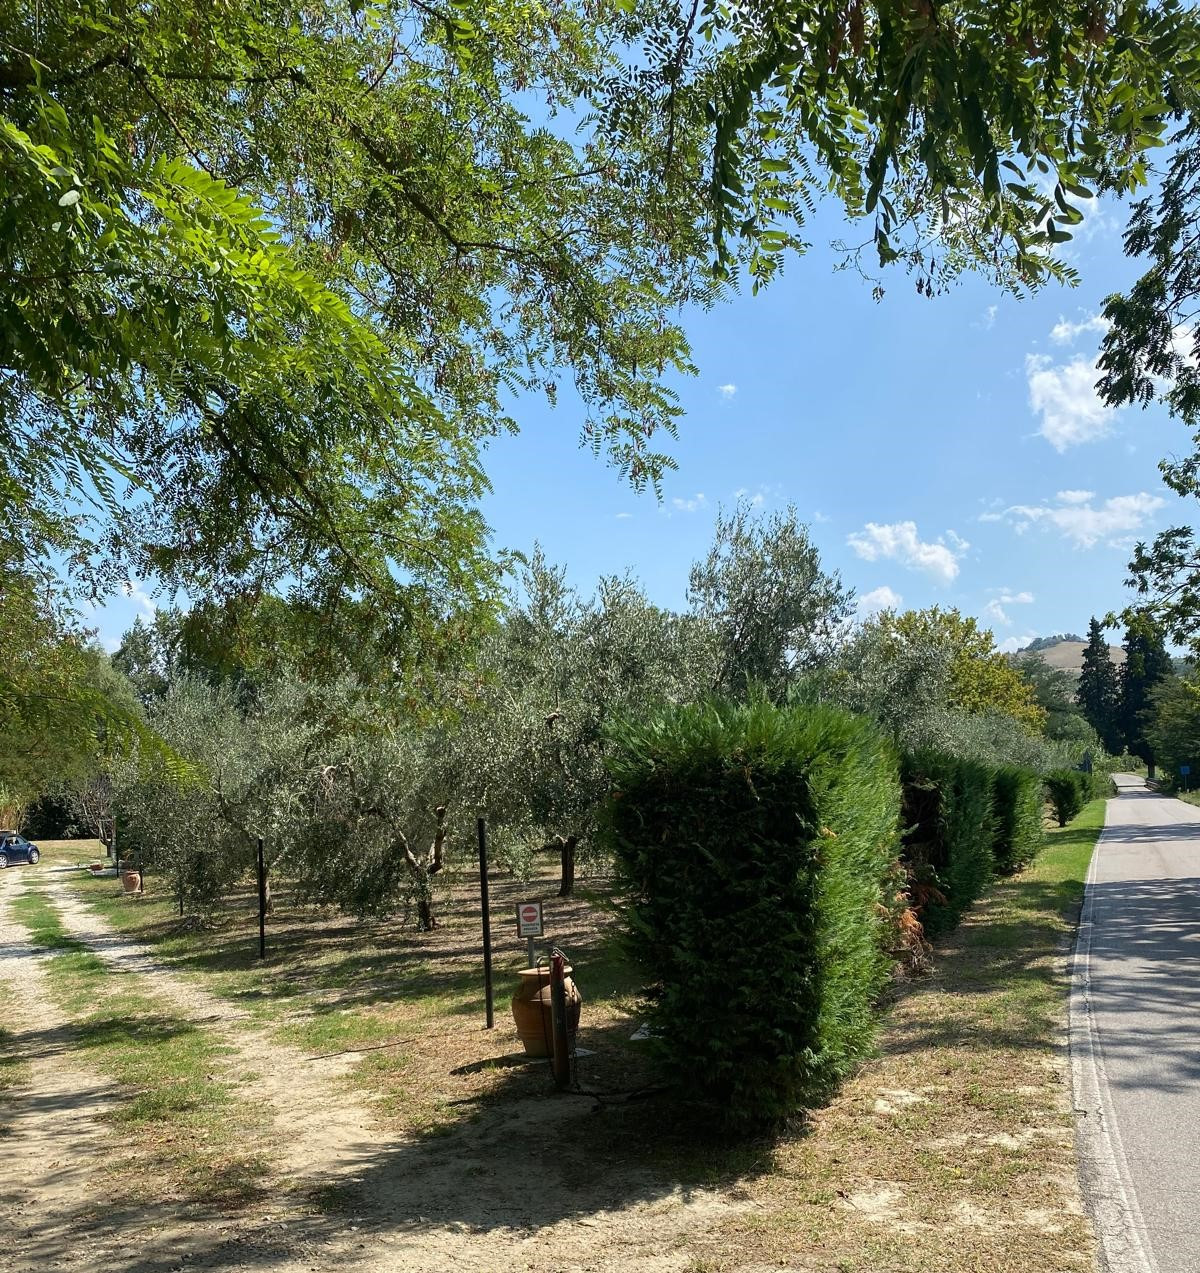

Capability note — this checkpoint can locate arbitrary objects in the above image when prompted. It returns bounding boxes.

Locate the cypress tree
[1120,615,1173,772]
[1077,618,1122,754]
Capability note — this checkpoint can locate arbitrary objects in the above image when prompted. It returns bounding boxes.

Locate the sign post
[255,837,266,961]
[516,900,544,969]
[477,819,494,1030]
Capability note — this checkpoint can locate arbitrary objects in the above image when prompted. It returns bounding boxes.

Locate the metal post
[256,837,266,961]
[526,936,536,969]
[549,951,571,1090]
[477,819,494,1029]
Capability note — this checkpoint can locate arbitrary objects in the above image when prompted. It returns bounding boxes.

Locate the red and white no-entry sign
[516,900,544,937]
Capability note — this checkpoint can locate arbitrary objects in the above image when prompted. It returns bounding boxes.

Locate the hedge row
[604,701,1099,1131]
[1046,768,1114,826]
[900,752,994,939]
[606,699,900,1131]
[899,753,1047,938]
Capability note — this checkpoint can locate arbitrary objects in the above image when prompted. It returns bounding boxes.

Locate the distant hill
[1016,636,1125,675]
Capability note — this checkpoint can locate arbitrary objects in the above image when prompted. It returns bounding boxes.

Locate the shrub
[605,699,900,1131]
[1087,770,1117,801]
[1045,769,1087,826]
[901,751,995,938]
[991,767,1043,875]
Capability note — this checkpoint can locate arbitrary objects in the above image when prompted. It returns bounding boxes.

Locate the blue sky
[90,195,1194,655]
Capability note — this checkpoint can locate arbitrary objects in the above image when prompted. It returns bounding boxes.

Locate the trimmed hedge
[1045,768,1087,826]
[1045,768,1114,825]
[901,751,996,939]
[991,766,1044,875]
[606,699,900,1131]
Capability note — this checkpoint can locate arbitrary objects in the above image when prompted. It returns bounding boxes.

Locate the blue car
[0,832,40,868]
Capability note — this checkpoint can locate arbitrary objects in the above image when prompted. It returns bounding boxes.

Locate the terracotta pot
[510,965,582,1057]
[121,870,141,895]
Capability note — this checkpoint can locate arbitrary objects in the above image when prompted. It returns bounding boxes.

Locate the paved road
[1073,773,1200,1273]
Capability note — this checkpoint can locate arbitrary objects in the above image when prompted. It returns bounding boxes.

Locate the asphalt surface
[1074,773,1200,1273]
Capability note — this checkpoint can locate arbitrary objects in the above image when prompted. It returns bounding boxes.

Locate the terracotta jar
[510,965,582,1057]
[121,870,141,895]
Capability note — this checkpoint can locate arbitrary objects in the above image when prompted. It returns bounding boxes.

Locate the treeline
[1070,615,1197,783]
[13,505,1110,928]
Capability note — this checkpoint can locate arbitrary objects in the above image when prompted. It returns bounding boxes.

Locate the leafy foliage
[990,767,1044,875]
[605,0,1198,292]
[833,606,1044,742]
[1045,768,1087,827]
[606,698,900,1130]
[687,501,852,700]
[1120,614,1173,767]
[901,751,996,938]
[1147,672,1200,784]
[1076,618,1124,753]
[1,0,714,658]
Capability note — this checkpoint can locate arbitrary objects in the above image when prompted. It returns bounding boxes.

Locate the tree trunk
[558,836,577,898]
[416,886,436,932]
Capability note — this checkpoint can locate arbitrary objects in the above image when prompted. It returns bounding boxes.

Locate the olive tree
[445,552,717,895]
[687,501,852,701]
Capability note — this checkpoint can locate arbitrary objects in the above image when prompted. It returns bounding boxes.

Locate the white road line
[1070,791,1160,1273]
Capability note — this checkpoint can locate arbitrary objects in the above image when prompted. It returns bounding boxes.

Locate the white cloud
[1026,353,1118,450]
[1056,489,1094,505]
[121,580,157,619]
[992,491,1166,548]
[671,493,707,513]
[614,512,633,520]
[984,589,1034,626]
[976,304,998,331]
[846,521,967,585]
[732,486,765,508]
[857,585,903,616]
[101,635,122,654]
[998,633,1038,655]
[812,509,831,524]
[1050,313,1109,346]
[718,383,737,400]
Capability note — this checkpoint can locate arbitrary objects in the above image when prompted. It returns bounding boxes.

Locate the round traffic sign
[521,905,539,923]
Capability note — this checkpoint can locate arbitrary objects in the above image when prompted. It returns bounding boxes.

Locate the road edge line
[1069,792,1159,1273]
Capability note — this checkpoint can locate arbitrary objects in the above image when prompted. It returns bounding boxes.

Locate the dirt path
[15,871,755,1273]
[46,872,387,1187]
[0,870,127,1273]
[0,870,370,1273]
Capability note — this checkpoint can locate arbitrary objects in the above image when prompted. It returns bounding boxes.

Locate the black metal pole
[256,837,266,960]
[477,818,494,1029]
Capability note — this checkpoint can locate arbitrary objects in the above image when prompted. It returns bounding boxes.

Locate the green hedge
[1045,769,1087,826]
[991,767,1044,875]
[605,699,900,1131]
[901,751,995,938]
[1045,768,1114,825]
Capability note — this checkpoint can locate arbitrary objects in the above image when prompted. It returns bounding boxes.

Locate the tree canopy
[2,0,715,656]
[612,0,1198,292]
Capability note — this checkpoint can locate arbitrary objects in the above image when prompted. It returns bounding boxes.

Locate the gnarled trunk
[400,805,447,931]
[557,835,577,898]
